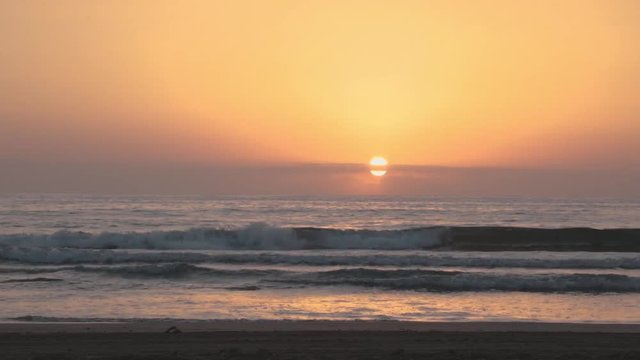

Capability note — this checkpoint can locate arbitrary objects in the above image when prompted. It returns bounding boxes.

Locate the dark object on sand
[164,326,182,334]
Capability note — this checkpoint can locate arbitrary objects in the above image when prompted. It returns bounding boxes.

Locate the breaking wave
[1,223,639,252]
[0,223,444,251]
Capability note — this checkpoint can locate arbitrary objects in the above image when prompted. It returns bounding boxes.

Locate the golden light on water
[369,156,388,177]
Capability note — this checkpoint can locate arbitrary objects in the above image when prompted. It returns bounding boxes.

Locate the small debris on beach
[164,326,182,334]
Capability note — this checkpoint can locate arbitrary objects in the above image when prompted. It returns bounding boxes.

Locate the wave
[1,247,639,269]
[6,263,636,293]
[0,266,70,274]
[71,263,286,279]
[279,268,640,293]
[0,247,213,265]
[0,223,443,251]
[1,277,63,283]
[1,224,639,252]
[0,263,288,279]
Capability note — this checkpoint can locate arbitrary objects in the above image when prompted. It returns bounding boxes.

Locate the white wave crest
[0,223,444,251]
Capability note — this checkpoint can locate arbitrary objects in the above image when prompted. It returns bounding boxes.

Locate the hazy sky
[1,1,639,196]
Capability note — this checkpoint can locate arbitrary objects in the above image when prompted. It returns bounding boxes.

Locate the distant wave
[1,223,639,252]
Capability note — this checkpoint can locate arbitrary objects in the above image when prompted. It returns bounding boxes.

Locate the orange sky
[1,0,639,171]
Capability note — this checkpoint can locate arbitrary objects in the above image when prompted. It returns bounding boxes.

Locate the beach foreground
[2,321,640,360]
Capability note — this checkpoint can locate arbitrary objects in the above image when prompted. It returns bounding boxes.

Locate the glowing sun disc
[368,156,388,177]
[369,156,388,166]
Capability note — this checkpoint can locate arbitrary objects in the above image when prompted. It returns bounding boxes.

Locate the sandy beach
[2,321,639,359]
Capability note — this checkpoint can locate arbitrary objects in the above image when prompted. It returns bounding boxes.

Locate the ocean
[1,194,639,323]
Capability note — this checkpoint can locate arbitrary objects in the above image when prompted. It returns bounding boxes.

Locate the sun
[369,156,388,167]
[369,156,388,177]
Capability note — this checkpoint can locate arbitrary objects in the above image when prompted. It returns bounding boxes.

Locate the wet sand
[1,321,640,359]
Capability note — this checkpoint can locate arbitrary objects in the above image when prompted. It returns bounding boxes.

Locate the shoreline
[2,319,640,333]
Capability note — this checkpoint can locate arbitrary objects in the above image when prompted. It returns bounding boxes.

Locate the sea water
[1,194,639,323]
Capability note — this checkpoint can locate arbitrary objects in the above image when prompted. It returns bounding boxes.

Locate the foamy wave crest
[281,268,640,293]
[2,225,639,256]
[0,223,444,251]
